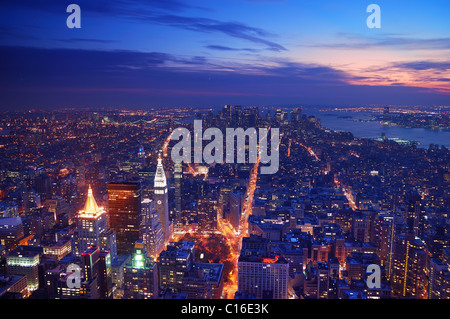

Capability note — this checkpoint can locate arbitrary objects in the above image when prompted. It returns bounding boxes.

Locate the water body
[307,109,450,148]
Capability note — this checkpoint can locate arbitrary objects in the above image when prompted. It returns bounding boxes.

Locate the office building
[237,236,289,299]
[81,245,112,299]
[0,217,24,250]
[6,245,42,296]
[173,162,184,228]
[141,198,164,259]
[159,241,195,291]
[123,241,159,299]
[197,197,218,232]
[76,186,108,255]
[390,231,428,298]
[154,155,170,244]
[108,182,141,255]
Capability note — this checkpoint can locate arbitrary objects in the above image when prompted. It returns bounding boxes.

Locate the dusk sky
[1,0,450,109]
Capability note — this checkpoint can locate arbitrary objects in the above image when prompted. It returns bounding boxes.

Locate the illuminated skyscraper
[6,245,41,296]
[391,231,428,298]
[107,182,141,255]
[123,241,159,299]
[154,155,170,243]
[81,245,113,299]
[141,198,164,259]
[76,186,108,255]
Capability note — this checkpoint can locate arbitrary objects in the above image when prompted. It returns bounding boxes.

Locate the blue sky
[0,0,449,109]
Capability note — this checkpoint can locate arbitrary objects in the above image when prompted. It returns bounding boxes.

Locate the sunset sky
[1,0,449,109]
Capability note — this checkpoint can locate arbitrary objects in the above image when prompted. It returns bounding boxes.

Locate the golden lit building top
[78,185,105,219]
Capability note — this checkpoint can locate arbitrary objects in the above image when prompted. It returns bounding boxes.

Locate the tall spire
[154,152,167,188]
[83,185,100,215]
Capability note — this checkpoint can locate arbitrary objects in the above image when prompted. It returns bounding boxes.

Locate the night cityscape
[0,0,449,311]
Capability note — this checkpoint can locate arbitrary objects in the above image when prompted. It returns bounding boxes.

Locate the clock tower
[154,154,170,243]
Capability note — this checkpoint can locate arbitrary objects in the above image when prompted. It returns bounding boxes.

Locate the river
[306,109,450,148]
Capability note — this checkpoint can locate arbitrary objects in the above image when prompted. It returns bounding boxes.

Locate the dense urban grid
[0,105,449,299]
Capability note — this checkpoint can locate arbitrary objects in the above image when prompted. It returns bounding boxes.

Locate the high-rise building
[222,105,232,124]
[107,182,141,255]
[181,262,224,299]
[429,257,450,299]
[373,215,394,267]
[197,197,218,232]
[100,229,117,260]
[6,245,41,296]
[317,261,329,299]
[81,245,112,299]
[154,155,170,244]
[123,241,159,299]
[159,241,195,291]
[173,162,183,228]
[405,191,423,237]
[390,231,428,298]
[0,217,24,250]
[141,198,164,259]
[76,186,109,255]
[34,174,52,201]
[352,213,370,243]
[237,236,289,299]
[158,240,223,299]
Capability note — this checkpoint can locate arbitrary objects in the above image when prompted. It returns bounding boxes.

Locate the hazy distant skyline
[1,0,450,109]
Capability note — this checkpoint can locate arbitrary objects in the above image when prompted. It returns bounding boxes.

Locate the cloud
[1,0,285,52]
[1,45,449,109]
[144,14,286,52]
[309,33,450,51]
[391,61,450,71]
[205,45,259,52]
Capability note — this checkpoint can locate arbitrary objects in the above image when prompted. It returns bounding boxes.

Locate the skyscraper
[141,198,164,259]
[107,182,141,255]
[81,245,112,299]
[76,186,109,256]
[159,241,195,292]
[391,231,428,298]
[173,162,183,228]
[405,190,423,237]
[154,155,170,244]
[123,241,159,299]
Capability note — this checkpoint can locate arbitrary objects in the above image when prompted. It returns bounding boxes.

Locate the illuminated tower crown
[79,185,105,218]
[154,153,167,189]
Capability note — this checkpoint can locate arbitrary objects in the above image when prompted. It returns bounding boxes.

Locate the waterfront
[307,108,450,148]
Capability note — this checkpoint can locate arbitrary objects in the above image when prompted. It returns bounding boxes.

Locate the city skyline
[0,105,449,301]
[1,0,450,109]
[0,0,449,305]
